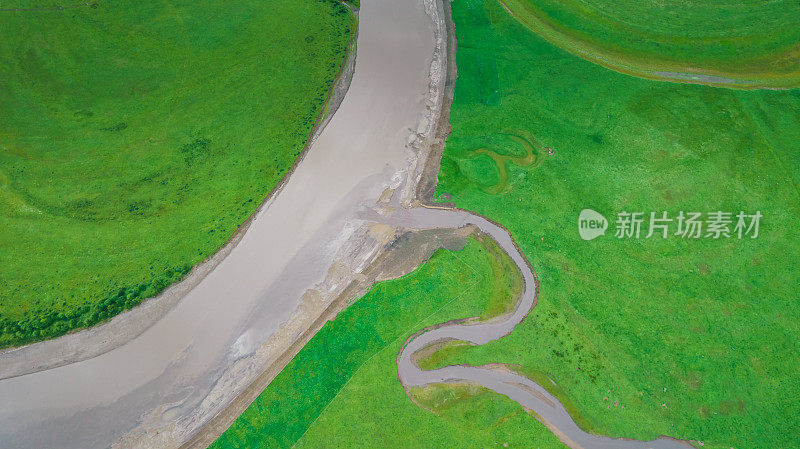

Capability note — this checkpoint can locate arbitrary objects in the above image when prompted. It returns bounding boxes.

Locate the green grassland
[499,0,800,88]
[0,0,354,346]
[430,0,800,448]
[211,236,566,449]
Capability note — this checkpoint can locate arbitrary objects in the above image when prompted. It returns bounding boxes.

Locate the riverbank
[176,0,451,446]
[0,3,359,379]
[179,0,452,445]
[0,0,356,349]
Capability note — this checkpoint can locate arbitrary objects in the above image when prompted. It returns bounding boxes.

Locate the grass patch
[499,0,800,87]
[211,237,566,448]
[0,0,354,346]
[432,1,800,448]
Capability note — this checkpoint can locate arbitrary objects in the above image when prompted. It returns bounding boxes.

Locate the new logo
[578,209,608,241]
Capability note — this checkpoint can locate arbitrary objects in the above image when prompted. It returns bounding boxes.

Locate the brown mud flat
[179,227,474,449]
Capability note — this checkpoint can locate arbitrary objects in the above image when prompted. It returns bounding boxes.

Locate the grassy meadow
[0,0,354,346]
[499,0,800,87]
[429,0,800,448]
[211,236,566,449]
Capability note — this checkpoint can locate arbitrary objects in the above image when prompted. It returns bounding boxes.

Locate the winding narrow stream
[378,206,691,449]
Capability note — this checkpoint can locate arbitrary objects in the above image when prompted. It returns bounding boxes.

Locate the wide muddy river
[0,0,439,447]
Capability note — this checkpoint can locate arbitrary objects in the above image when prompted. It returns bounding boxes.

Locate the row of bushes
[321,0,358,14]
[0,264,191,348]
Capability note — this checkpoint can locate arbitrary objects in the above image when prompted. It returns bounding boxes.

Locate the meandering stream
[380,206,691,449]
